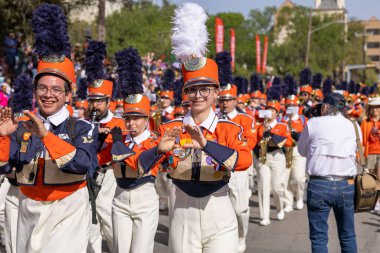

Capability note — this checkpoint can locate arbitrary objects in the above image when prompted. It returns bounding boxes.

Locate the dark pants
[307,179,357,253]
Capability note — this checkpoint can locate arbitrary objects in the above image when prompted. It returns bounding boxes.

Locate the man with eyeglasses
[0,4,98,252]
[85,41,126,253]
[215,51,257,253]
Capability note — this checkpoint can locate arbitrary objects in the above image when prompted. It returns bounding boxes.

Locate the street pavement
[153,193,379,253]
[2,192,377,253]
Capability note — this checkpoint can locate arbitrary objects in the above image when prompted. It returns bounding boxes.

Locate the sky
[162,0,380,21]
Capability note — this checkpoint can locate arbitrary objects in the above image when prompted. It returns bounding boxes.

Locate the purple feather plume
[12,74,34,113]
[215,51,233,88]
[32,3,71,58]
[115,47,143,97]
[85,41,106,83]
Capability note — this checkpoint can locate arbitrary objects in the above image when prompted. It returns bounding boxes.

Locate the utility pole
[98,0,106,41]
[305,8,313,67]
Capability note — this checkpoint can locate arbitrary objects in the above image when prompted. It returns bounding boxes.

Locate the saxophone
[259,118,269,164]
[284,116,294,169]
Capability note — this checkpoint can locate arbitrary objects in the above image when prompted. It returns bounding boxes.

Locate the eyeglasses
[36,86,66,96]
[186,87,215,98]
[88,98,108,105]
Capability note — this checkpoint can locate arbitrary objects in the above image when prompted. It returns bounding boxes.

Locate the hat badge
[125,94,143,104]
[91,79,104,88]
[184,56,206,71]
[41,55,65,63]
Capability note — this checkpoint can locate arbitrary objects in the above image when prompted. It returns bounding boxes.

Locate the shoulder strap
[66,117,77,141]
[351,120,365,167]
[15,121,32,144]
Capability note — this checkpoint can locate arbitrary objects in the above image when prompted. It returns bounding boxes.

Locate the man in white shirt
[297,93,358,253]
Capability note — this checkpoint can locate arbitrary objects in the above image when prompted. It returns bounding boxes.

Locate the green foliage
[105,3,175,59]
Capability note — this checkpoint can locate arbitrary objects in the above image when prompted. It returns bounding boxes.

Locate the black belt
[309,175,354,181]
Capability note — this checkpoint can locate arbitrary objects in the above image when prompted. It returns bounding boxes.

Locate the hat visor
[183,80,219,91]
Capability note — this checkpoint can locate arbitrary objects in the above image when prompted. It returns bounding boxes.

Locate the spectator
[297,93,359,253]
[3,32,18,77]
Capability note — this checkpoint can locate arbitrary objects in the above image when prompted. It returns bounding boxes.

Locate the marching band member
[311,73,323,106]
[256,86,292,226]
[0,4,98,252]
[107,47,160,253]
[299,68,313,114]
[74,78,89,120]
[156,68,176,211]
[85,40,126,253]
[248,73,264,122]
[138,3,252,252]
[216,51,257,253]
[281,75,307,212]
[347,81,363,121]
[3,74,33,253]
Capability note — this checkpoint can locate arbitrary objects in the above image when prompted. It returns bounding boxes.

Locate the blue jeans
[307,179,357,253]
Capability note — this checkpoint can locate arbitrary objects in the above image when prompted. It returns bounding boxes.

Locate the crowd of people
[0,2,379,253]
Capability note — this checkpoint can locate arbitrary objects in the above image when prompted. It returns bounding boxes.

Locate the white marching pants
[257,149,286,220]
[228,170,250,253]
[284,148,306,207]
[5,184,19,253]
[17,187,90,253]
[169,185,238,253]
[156,171,169,207]
[112,183,159,253]
[88,169,116,253]
[0,179,10,245]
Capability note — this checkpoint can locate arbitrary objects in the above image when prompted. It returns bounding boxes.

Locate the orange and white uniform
[218,108,257,252]
[89,110,126,253]
[0,106,98,252]
[256,120,292,222]
[280,114,308,210]
[139,109,252,253]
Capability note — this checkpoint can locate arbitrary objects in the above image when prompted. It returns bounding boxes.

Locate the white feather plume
[171,2,209,62]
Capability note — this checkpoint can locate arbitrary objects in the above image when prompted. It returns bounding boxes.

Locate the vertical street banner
[262,35,268,75]
[256,35,261,73]
[230,28,236,72]
[215,17,224,53]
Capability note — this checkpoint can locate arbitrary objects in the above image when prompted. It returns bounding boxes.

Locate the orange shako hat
[171,3,219,91]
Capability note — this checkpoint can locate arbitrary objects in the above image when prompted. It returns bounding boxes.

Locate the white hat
[368,97,380,106]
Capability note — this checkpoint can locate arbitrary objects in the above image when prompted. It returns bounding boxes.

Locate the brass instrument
[298,96,304,105]
[259,118,269,164]
[151,98,163,131]
[284,116,294,169]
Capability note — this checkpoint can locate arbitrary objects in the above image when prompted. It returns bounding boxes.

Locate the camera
[303,103,322,118]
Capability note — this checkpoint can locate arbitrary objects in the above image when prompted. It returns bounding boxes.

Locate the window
[369,55,380,62]
[367,42,380,48]
[366,28,380,35]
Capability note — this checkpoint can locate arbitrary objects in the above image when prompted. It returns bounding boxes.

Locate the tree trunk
[98,0,106,41]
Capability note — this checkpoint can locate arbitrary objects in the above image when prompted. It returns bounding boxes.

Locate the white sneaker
[259,218,270,226]
[284,205,293,213]
[238,239,246,253]
[159,203,168,211]
[295,199,304,210]
[277,210,285,220]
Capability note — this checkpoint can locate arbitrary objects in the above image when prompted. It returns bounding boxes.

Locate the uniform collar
[99,110,114,124]
[290,114,299,121]
[268,119,278,129]
[125,129,150,145]
[183,108,218,133]
[37,106,69,127]
[163,106,174,114]
[227,109,238,120]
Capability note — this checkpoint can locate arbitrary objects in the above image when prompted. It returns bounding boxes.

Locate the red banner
[230,28,236,72]
[262,35,268,75]
[256,35,261,73]
[215,17,224,53]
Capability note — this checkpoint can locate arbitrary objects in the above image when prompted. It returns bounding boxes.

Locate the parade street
[153,194,379,253]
